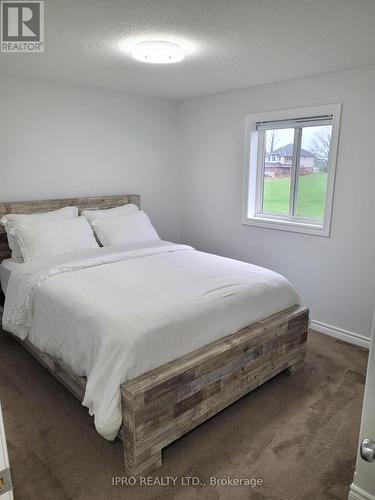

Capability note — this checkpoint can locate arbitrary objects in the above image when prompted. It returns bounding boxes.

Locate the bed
[0,194,309,475]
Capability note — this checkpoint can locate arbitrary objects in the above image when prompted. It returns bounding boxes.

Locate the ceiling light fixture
[131,40,185,64]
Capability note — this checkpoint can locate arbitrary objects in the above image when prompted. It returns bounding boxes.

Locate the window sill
[242,215,330,237]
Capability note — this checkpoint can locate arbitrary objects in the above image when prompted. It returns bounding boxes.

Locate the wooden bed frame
[0,195,309,475]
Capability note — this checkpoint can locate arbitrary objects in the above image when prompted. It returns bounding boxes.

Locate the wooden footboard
[120,304,309,475]
[1,304,309,476]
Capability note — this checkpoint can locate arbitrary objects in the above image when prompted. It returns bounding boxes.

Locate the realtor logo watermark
[1,1,44,52]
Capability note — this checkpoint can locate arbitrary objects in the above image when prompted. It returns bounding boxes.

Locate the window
[243,104,341,237]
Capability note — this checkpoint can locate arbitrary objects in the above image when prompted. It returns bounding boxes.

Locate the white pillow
[10,216,99,262]
[1,206,78,262]
[81,203,138,224]
[91,211,160,247]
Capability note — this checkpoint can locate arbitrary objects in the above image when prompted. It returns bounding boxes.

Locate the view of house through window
[260,123,332,221]
[262,127,294,215]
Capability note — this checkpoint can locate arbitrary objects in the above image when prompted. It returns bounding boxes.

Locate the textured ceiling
[1,0,375,100]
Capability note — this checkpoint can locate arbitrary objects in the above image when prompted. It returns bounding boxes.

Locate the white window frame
[242,104,342,237]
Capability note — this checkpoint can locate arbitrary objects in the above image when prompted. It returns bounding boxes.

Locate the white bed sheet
[0,245,145,294]
[0,259,22,294]
[2,241,301,441]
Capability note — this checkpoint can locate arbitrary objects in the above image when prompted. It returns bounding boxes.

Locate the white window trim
[242,104,342,237]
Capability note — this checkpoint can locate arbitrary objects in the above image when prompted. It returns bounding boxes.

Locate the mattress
[2,241,301,441]
[0,259,22,294]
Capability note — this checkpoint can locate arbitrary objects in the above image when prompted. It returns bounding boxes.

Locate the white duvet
[2,241,300,440]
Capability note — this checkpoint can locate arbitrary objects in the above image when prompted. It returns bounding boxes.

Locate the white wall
[1,68,374,341]
[0,76,180,242]
[178,65,375,341]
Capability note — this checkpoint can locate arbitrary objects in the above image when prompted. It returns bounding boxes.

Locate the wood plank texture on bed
[0,194,140,261]
[121,304,309,475]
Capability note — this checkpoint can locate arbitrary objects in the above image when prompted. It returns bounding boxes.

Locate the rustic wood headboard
[0,194,141,262]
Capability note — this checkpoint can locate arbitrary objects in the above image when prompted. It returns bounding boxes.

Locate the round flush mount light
[131,40,184,64]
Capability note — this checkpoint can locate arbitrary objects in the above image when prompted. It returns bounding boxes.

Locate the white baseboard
[349,483,375,500]
[310,319,371,350]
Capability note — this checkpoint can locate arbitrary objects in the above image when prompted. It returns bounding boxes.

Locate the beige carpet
[0,330,368,500]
